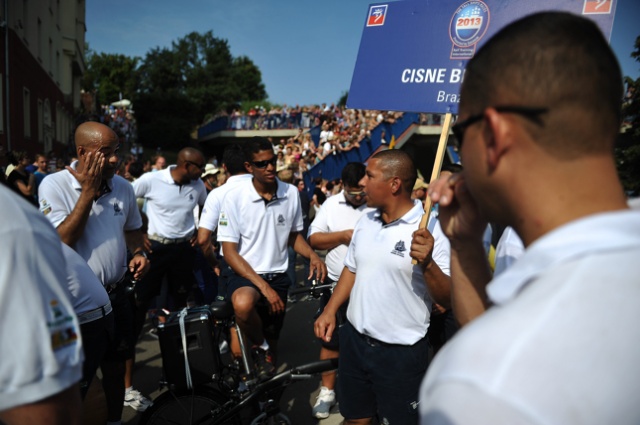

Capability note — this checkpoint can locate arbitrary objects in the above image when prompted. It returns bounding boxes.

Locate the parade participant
[218,137,327,379]
[132,147,208,333]
[420,12,640,424]
[315,149,451,425]
[39,121,150,423]
[308,162,373,419]
[0,185,83,425]
[197,144,252,294]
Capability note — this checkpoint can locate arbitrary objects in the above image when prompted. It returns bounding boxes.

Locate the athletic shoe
[252,346,275,380]
[123,388,153,411]
[312,386,336,419]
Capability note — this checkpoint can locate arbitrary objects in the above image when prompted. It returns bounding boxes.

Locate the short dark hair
[341,162,366,187]
[223,143,247,176]
[461,12,622,156]
[243,137,273,161]
[372,149,417,193]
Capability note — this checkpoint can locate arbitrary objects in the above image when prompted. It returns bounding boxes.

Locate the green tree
[83,51,140,106]
[135,31,267,149]
[338,90,349,108]
[617,35,640,195]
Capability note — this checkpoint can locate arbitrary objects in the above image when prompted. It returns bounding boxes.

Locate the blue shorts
[338,321,429,423]
[226,272,290,341]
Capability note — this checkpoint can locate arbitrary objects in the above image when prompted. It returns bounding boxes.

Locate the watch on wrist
[133,250,148,259]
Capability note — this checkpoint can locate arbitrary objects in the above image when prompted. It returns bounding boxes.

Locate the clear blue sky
[86,0,640,107]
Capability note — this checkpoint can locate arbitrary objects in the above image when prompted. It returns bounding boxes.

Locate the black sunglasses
[452,106,549,149]
[185,160,206,171]
[251,157,277,169]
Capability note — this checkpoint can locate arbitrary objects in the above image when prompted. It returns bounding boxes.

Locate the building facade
[0,0,84,159]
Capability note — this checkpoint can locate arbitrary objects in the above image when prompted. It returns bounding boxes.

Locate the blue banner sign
[347,0,617,114]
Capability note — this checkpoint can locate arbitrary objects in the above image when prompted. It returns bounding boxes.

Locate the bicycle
[139,282,336,425]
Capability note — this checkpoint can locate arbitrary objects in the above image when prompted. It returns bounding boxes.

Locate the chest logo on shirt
[277,214,286,226]
[113,202,123,216]
[391,239,406,257]
[188,193,194,201]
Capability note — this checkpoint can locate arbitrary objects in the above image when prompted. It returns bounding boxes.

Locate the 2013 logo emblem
[449,1,490,48]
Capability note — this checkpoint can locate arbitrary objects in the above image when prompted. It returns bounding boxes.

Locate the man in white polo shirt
[420,13,640,424]
[218,137,327,379]
[307,162,373,419]
[132,147,208,335]
[315,149,451,425]
[0,185,83,424]
[38,121,149,424]
[197,143,252,294]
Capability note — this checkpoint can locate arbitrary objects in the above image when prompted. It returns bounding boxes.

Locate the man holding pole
[314,149,451,425]
[420,12,640,424]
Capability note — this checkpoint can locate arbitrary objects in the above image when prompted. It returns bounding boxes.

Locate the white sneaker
[124,388,153,412]
[312,387,336,419]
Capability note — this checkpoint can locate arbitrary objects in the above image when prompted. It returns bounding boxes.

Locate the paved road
[105,258,344,425]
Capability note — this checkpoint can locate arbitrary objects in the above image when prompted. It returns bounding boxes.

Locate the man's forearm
[450,241,492,326]
[197,227,218,269]
[309,231,348,251]
[124,229,145,254]
[422,261,452,309]
[56,192,94,246]
[290,232,314,259]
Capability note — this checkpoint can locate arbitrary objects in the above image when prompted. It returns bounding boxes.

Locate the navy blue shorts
[337,321,429,424]
[226,272,290,341]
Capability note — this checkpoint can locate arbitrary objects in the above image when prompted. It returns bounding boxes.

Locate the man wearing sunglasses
[218,137,327,379]
[420,12,640,424]
[307,162,374,419]
[131,147,208,346]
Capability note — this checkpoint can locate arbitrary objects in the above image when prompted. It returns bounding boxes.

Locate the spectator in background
[201,163,220,193]
[7,151,37,206]
[151,155,166,172]
[33,154,49,200]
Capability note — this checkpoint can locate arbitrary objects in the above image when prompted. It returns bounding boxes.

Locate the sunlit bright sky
[87,0,640,106]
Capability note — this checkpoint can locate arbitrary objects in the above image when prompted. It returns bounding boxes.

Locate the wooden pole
[412,112,453,264]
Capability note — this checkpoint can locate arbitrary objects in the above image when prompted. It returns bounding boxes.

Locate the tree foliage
[84,30,267,150]
[617,35,640,196]
[83,50,140,106]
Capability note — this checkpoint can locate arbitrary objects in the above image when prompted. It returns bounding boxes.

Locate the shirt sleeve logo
[219,212,228,227]
[40,198,52,215]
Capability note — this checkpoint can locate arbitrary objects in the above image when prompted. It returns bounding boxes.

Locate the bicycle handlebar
[288,283,334,296]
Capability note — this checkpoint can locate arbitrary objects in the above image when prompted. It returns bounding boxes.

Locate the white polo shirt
[217,178,303,274]
[61,242,110,317]
[199,174,253,232]
[38,163,143,286]
[420,210,640,425]
[0,187,83,411]
[494,226,524,276]
[308,191,374,281]
[345,201,451,345]
[133,166,207,238]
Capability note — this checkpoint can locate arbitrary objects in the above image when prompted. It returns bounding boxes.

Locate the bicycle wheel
[139,388,241,425]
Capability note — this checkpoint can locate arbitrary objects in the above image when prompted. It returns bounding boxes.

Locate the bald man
[132,147,208,338]
[38,121,150,424]
[314,149,451,425]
